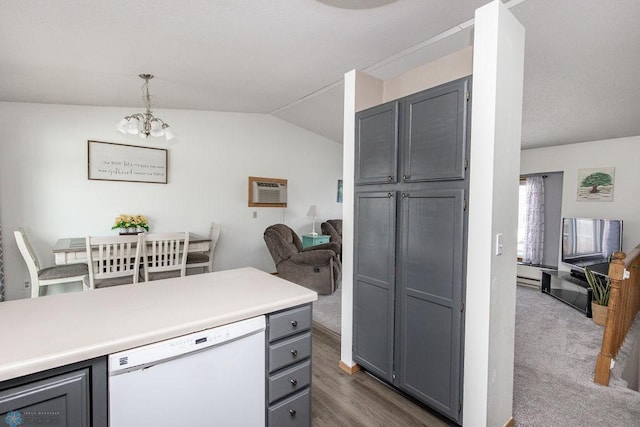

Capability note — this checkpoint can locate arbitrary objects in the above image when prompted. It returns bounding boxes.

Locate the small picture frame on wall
[576,167,614,202]
[337,179,343,203]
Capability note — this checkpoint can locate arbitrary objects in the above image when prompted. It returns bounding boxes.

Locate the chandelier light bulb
[163,125,176,141]
[149,120,163,137]
[125,118,139,135]
[116,118,129,134]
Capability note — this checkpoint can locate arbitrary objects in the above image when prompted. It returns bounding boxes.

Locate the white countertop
[0,267,317,382]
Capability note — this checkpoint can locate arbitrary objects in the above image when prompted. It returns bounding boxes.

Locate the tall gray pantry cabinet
[353,76,471,424]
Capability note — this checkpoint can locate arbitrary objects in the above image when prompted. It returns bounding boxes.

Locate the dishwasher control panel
[167,330,229,351]
[108,315,265,374]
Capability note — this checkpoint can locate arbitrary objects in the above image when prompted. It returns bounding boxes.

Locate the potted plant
[584,267,610,326]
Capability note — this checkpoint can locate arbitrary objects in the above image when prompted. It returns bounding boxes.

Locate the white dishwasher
[108,315,265,427]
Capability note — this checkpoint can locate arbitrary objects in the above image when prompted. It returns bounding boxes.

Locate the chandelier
[116,74,175,140]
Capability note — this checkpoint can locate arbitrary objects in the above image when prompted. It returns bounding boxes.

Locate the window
[518,175,545,264]
[518,172,563,267]
[517,178,527,259]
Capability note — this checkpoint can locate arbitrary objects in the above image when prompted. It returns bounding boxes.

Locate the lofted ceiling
[1,0,638,149]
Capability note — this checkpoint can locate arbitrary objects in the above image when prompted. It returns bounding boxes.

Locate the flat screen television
[562,217,622,275]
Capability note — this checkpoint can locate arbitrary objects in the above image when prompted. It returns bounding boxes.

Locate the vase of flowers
[112,214,149,235]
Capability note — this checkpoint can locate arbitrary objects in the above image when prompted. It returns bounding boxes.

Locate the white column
[340,70,383,367]
[464,0,525,426]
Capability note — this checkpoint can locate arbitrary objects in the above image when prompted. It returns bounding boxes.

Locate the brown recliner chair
[321,219,342,259]
[264,224,341,295]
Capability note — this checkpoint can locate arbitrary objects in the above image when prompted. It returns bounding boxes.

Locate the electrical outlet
[24,280,30,288]
[253,211,257,219]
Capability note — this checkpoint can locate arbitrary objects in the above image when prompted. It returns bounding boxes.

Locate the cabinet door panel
[355,102,398,185]
[401,77,469,182]
[353,280,394,380]
[396,189,465,423]
[0,369,90,427]
[353,191,396,381]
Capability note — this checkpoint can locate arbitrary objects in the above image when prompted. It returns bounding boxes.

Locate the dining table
[52,233,211,265]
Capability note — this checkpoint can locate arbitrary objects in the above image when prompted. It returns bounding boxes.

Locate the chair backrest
[321,220,342,244]
[142,232,189,281]
[14,228,41,286]
[208,223,222,268]
[86,234,143,289]
[327,219,342,237]
[263,224,301,265]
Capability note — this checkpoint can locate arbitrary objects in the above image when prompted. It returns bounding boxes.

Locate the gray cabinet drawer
[269,332,311,373]
[269,360,311,404]
[268,388,310,427]
[269,305,312,342]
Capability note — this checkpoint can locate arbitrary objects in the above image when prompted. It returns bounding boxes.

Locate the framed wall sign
[88,140,168,184]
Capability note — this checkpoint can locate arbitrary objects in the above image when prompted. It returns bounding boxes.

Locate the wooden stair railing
[594,246,640,385]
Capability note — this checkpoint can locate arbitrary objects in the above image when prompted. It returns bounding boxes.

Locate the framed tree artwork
[576,167,614,202]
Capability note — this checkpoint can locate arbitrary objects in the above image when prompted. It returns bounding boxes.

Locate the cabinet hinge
[464,158,469,170]
[459,401,463,413]
[461,302,465,313]
[463,199,467,211]
[465,89,470,101]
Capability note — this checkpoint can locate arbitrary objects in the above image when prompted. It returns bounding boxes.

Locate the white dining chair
[85,234,143,289]
[186,223,221,274]
[141,232,189,281]
[14,228,88,298]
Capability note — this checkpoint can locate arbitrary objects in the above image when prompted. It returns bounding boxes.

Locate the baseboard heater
[516,275,541,287]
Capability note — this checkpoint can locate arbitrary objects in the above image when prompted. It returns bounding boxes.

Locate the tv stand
[570,268,587,281]
[541,270,593,317]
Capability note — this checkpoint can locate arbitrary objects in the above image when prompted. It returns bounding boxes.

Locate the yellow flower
[111,214,149,231]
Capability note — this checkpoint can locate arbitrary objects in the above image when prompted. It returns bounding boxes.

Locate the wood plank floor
[311,323,454,426]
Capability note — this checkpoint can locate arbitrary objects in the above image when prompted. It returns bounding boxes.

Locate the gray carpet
[312,286,341,334]
[514,285,640,426]
[312,284,640,425]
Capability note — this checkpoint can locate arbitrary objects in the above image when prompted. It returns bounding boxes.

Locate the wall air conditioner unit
[248,177,287,207]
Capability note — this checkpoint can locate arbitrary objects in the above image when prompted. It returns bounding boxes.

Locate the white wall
[0,102,343,300]
[521,135,640,268]
[383,46,473,102]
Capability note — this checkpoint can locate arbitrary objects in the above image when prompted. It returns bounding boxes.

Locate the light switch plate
[496,233,503,256]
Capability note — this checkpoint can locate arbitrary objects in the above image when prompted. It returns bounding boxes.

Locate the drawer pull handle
[291,320,298,327]
[291,349,298,358]
[387,176,393,181]
[289,409,296,417]
[290,378,298,387]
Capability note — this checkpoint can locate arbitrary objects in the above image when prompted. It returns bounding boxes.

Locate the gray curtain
[523,176,545,265]
[0,224,4,302]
